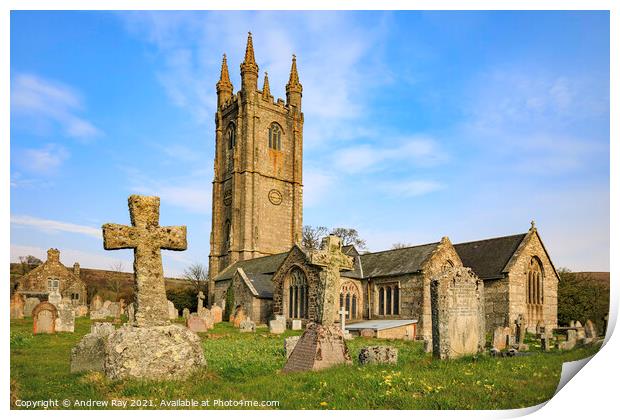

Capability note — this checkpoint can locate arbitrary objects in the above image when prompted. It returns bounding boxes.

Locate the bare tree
[392,242,413,249]
[302,225,329,250]
[107,261,125,301]
[183,263,209,295]
[330,227,367,250]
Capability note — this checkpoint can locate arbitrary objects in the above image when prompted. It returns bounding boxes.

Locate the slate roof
[454,233,527,280]
[358,242,440,278]
[214,252,289,281]
[341,245,364,279]
[244,273,275,299]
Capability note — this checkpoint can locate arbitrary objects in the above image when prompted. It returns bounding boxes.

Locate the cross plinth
[102,195,187,327]
[309,235,354,325]
[339,307,349,333]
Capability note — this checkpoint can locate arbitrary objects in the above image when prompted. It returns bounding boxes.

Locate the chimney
[47,248,60,263]
[73,262,80,277]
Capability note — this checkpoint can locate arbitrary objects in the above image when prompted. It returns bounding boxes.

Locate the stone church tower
[208,33,303,301]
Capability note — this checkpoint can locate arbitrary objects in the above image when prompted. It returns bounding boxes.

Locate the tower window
[227,123,236,149]
[269,123,282,150]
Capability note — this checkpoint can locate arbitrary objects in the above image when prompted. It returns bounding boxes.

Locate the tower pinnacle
[240,32,259,92]
[216,54,233,108]
[286,54,302,109]
[262,72,272,100]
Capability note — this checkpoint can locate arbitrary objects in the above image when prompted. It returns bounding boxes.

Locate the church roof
[214,252,289,282]
[243,273,275,299]
[341,245,364,279]
[454,233,527,280]
[359,242,440,278]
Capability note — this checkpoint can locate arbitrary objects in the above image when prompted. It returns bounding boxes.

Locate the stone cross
[102,195,187,327]
[339,307,349,333]
[197,291,205,310]
[309,235,354,325]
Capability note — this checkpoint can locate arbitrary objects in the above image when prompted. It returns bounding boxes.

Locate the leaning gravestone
[283,236,353,373]
[24,297,40,317]
[32,302,58,334]
[72,195,206,380]
[431,266,485,360]
[71,323,116,373]
[10,293,25,319]
[55,305,76,332]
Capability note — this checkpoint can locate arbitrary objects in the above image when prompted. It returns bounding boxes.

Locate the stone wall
[376,324,416,340]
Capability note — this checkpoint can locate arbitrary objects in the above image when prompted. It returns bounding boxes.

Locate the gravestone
[200,309,215,330]
[283,236,354,373]
[291,319,302,330]
[270,315,286,334]
[232,306,247,328]
[514,314,525,344]
[240,320,256,333]
[430,266,485,360]
[126,302,135,323]
[585,320,597,339]
[10,293,25,319]
[358,346,398,365]
[284,336,300,359]
[168,300,178,320]
[187,313,209,333]
[182,308,190,320]
[575,321,586,340]
[48,290,62,308]
[559,330,577,351]
[32,302,58,334]
[55,305,76,332]
[108,302,121,318]
[73,195,206,380]
[492,326,511,351]
[90,295,103,312]
[211,304,223,323]
[338,307,348,333]
[70,323,116,373]
[75,305,89,317]
[24,297,40,317]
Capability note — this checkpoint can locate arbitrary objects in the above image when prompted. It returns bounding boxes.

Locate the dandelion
[319,402,328,407]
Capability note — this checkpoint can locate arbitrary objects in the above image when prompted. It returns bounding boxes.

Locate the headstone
[32,302,58,334]
[515,314,525,344]
[338,307,348,333]
[90,295,103,312]
[269,315,286,334]
[168,300,178,320]
[10,293,25,319]
[197,291,205,310]
[210,304,223,323]
[55,305,76,332]
[240,320,256,333]
[75,305,89,317]
[187,313,208,333]
[585,320,597,338]
[232,306,247,328]
[72,195,206,380]
[430,266,485,360]
[569,320,576,328]
[126,303,135,323]
[182,308,190,320]
[48,290,62,307]
[108,302,121,318]
[291,319,302,330]
[200,308,215,329]
[492,326,511,351]
[70,323,116,373]
[24,297,40,317]
[283,236,354,373]
[559,330,577,351]
[284,336,300,358]
[358,346,398,365]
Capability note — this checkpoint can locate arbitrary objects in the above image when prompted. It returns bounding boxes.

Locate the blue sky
[10,11,610,276]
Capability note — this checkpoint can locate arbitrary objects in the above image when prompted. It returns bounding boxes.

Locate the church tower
[208,33,304,300]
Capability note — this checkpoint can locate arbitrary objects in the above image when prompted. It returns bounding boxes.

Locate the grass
[10,318,601,410]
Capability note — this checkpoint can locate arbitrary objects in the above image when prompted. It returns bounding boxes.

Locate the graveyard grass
[11,318,601,410]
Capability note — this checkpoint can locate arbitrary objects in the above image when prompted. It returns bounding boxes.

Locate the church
[208,34,559,340]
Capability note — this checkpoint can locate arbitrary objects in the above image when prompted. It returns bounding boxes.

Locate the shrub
[557,269,609,332]
[167,288,197,313]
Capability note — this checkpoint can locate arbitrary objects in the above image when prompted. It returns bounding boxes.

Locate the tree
[18,255,42,275]
[392,242,413,249]
[183,263,209,297]
[302,225,329,250]
[557,268,610,331]
[330,227,367,250]
[106,261,125,301]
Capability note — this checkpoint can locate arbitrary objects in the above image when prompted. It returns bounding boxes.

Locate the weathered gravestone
[55,305,76,332]
[90,295,103,312]
[72,195,206,380]
[430,266,485,359]
[492,326,512,351]
[210,304,223,323]
[48,290,62,308]
[358,346,398,365]
[197,291,205,311]
[168,300,178,320]
[32,302,58,334]
[182,308,190,320]
[559,329,577,351]
[71,323,116,373]
[232,306,247,328]
[269,315,286,334]
[240,320,256,333]
[575,321,586,340]
[187,313,209,333]
[10,293,25,319]
[283,236,353,373]
[514,314,526,345]
[291,319,302,331]
[75,305,89,317]
[126,302,135,323]
[24,297,40,317]
[585,320,597,339]
[108,302,122,319]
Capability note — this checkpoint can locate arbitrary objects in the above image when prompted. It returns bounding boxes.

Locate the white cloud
[11,73,102,140]
[15,144,69,175]
[11,215,102,238]
[11,244,130,270]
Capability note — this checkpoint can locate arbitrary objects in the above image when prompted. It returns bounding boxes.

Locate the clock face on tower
[268,189,282,206]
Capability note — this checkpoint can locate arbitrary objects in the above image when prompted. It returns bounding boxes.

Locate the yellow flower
[320,402,328,407]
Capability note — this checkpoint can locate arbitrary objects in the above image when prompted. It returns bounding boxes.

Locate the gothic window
[223,220,231,252]
[340,281,361,320]
[377,283,400,316]
[527,257,544,305]
[226,123,236,149]
[287,267,308,319]
[268,122,282,150]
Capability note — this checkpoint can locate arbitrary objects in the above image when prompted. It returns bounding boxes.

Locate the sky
[10,11,610,276]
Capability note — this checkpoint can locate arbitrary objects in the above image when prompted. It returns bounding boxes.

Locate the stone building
[209,35,559,338]
[16,248,87,305]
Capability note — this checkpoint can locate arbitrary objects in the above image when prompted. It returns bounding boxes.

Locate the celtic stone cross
[339,307,349,332]
[102,195,187,327]
[309,235,353,325]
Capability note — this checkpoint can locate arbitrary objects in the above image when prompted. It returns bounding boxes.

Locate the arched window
[377,283,400,316]
[269,123,282,150]
[527,257,543,305]
[226,123,236,149]
[378,287,385,316]
[340,281,361,320]
[287,267,308,319]
[223,220,231,252]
